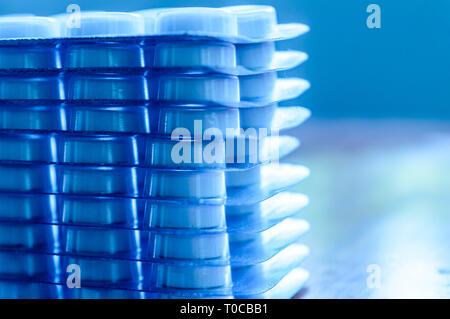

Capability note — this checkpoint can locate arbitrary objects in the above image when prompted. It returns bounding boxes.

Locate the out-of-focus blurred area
[2,0,450,298]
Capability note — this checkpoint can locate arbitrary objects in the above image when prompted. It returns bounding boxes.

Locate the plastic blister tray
[0,103,66,132]
[154,74,239,106]
[0,4,311,299]
[0,75,64,100]
[66,104,150,134]
[0,16,60,71]
[65,73,148,101]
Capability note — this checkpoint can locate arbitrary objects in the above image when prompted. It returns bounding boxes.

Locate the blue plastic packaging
[144,168,226,201]
[146,201,225,230]
[154,8,238,39]
[240,72,277,100]
[0,163,57,193]
[66,73,148,101]
[236,42,274,70]
[0,280,63,299]
[146,136,226,169]
[67,104,150,134]
[0,4,311,299]
[0,75,64,100]
[62,226,141,259]
[60,165,139,196]
[0,222,58,252]
[229,218,310,266]
[0,103,66,132]
[149,231,229,261]
[0,250,59,282]
[56,12,145,70]
[239,77,310,107]
[155,74,239,106]
[226,163,309,206]
[231,243,309,297]
[153,40,236,71]
[60,134,139,166]
[0,132,57,163]
[0,16,60,71]
[226,192,309,232]
[61,194,141,228]
[151,103,240,137]
[0,193,57,223]
[224,5,309,43]
[55,11,145,38]
[0,16,59,40]
[150,262,232,290]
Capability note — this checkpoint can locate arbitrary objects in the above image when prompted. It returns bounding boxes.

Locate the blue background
[1,0,449,118]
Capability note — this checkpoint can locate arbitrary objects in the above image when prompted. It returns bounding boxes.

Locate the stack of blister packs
[0,5,310,299]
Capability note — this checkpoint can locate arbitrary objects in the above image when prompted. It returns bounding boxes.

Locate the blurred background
[2,0,449,298]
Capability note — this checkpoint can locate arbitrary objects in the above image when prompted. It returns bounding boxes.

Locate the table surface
[284,119,450,298]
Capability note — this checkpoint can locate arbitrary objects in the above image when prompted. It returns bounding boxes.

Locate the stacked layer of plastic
[0,5,310,299]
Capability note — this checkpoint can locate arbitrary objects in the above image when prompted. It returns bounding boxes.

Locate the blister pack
[0,5,310,299]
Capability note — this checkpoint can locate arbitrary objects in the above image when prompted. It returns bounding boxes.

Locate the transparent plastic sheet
[226,192,309,232]
[0,222,230,262]
[0,242,308,298]
[0,40,306,76]
[0,215,308,262]
[0,131,300,170]
[0,191,307,233]
[0,162,308,205]
[0,266,308,299]
[0,7,309,76]
[0,74,309,109]
[229,218,309,266]
[0,6,308,44]
[152,74,309,107]
[226,163,310,206]
[0,102,309,138]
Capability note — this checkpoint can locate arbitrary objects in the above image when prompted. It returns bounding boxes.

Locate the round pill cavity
[63,227,140,257]
[68,105,150,134]
[58,11,144,38]
[0,224,55,250]
[0,104,66,131]
[147,201,225,229]
[65,257,142,285]
[239,103,277,129]
[146,137,226,169]
[225,5,277,39]
[239,72,277,100]
[0,252,55,279]
[155,7,237,37]
[61,134,139,165]
[62,43,144,69]
[0,16,59,39]
[145,169,226,200]
[153,263,232,289]
[0,164,57,193]
[226,165,262,188]
[0,194,56,222]
[0,76,64,100]
[236,42,275,69]
[153,105,240,138]
[151,232,229,260]
[60,166,139,196]
[135,8,169,35]
[0,132,57,163]
[154,41,236,70]
[66,75,148,101]
[156,74,239,106]
[61,196,140,227]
